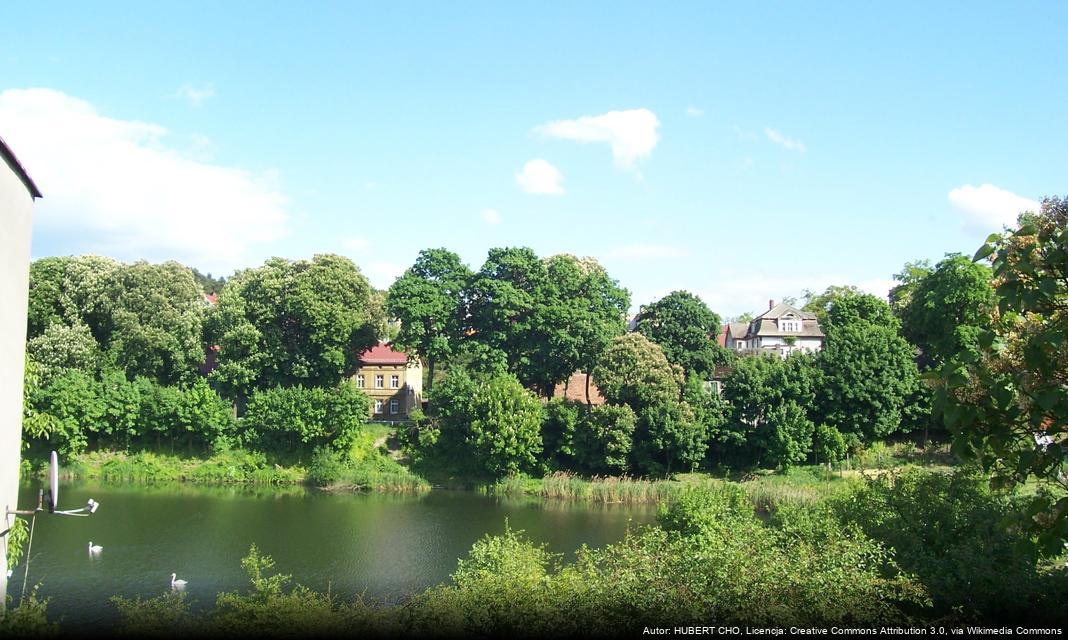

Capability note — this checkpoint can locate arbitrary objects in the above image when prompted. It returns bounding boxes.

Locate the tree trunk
[585,373,592,406]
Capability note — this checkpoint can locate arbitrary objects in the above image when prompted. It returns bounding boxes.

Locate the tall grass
[40,450,424,490]
[491,472,693,505]
[491,468,862,511]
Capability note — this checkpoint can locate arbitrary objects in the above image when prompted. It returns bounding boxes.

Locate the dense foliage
[940,196,1068,552]
[207,254,379,397]
[241,384,370,459]
[814,292,922,441]
[386,248,471,392]
[464,249,629,397]
[635,290,732,377]
[895,254,994,368]
[27,256,205,385]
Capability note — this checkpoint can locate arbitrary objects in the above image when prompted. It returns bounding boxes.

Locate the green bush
[241,383,369,459]
[571,404,636,475]
[111,591,198,636]
[829,469,1068,622]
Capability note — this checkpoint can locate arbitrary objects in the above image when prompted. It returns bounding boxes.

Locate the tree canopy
[387,248,471,391]
[465,248,628,397]
[815,292,920,440]
[896,254,994,369]
[635,290,732,378]
[593,333,682,411]
[939,196,1068,553]
[208,254,378,396]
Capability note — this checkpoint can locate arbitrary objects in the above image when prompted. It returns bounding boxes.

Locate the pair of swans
[88,541,188,590]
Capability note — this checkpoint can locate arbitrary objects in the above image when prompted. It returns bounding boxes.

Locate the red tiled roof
[358,342,411,365]
[716,325,728,347]
[203,292,218,305]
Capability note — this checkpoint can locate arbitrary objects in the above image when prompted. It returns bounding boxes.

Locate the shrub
[829,469,1068,622]
[571,404,636,475]
[242,384,369,458]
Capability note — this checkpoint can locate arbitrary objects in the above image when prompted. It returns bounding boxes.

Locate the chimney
[769,299,775,311]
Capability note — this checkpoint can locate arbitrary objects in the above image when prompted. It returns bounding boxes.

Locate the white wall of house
[0,155,34,604]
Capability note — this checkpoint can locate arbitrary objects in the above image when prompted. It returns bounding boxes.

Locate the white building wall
[0,158,34,604]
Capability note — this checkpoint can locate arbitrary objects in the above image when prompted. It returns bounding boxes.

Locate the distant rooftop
[358,341,411,365]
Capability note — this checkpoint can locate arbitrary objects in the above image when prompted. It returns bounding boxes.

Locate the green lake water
[8,481,656,628]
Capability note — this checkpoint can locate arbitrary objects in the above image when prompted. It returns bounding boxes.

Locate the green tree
[465,373,544,476]
[801,284,864,328]
[754,401,814,470]
[593,333,682,411]
[571,403,637,474]
[719,354,818,468]
[26,320,101,384]
[465,249,628,398]
[26,254,120,342]
[209,254,378,397]
[107,260,206,384]
[811,424,847,465]
[387,249,472,393]
[939,196,1068,552]
[816,323,919,441]
[814,292,920,441]
[541,398,583,469]
[190,267,227,294]
[887,259,933,319]
[897,254,995,369]
[633,401,705,475]
[29,369,104,455]
[635,290,732,378]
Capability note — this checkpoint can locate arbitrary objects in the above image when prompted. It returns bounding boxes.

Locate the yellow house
[354,342,423,420]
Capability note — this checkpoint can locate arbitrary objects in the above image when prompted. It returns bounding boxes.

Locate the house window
[390,374,400,389]
[389,399,399,414]
[356,375,364,388]
[374,399,383,413]
[375,374,384,389]
[736,340,744,348]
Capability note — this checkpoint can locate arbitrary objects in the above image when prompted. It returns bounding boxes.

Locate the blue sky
[2,2,1065,316]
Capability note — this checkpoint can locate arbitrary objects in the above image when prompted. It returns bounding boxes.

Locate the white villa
[726,300,825,358]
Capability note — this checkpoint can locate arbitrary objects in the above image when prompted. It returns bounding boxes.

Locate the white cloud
[0,88,289,273]
[342,236,369,251]
[605,244,692,260]
[764,127,806,152]
[686,106,704,117]
[175,83,215,107]
[534,108,660,169]
[365,261,405,289]
[948,183,1040,231]
[515,159,565,195]
[481,208,501,225]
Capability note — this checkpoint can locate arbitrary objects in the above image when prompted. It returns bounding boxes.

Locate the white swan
[170,572,188,590]
[88,541,103,554]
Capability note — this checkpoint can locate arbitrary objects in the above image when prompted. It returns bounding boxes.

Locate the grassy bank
[23,448,430,494]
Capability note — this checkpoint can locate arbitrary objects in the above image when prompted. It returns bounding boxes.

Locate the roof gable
[358,342,411,365]
[756,302,816,321]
